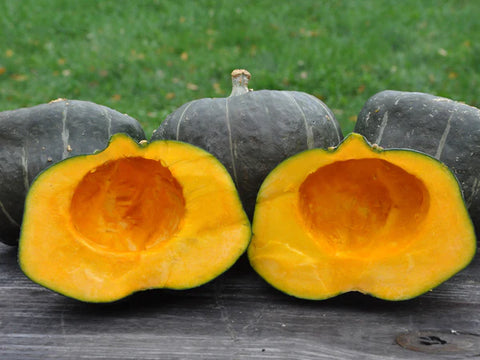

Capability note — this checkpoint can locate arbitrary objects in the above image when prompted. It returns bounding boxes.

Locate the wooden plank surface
[0,243,479,360]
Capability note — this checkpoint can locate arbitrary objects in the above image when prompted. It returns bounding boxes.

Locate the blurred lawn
[1,0,479,137]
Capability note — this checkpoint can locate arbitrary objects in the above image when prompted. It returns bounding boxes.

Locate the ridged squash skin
[152,70,343,217]
[355,90,480,234]
[19,134,251,303]
[0,99,145,245]
[249,133,476,301]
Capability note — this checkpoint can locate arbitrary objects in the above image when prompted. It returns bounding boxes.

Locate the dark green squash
[0,99,145,245]
[355,90,480,233]
[152,70,343,217]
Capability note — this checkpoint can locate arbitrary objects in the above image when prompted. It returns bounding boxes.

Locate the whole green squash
[356,90,480,234]
[152,70,343,217]
[0,99,145,245]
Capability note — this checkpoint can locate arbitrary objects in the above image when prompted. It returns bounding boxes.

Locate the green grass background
[1,0,479,137]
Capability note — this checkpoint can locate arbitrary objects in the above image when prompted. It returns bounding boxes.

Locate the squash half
[19,134,251,302]
[248,133,476,300]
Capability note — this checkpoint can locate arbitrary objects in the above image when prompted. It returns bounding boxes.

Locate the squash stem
[229,69,251,97]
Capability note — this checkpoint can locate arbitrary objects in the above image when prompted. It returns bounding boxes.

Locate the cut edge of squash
[249,133,476,300]
[19,134,251,302]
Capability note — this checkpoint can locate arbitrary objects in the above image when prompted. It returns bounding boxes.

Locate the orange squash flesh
[70,157,186,253]
[19,134,251,302]
[248,133,476,300]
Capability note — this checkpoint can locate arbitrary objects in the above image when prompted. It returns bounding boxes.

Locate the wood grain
[1,245,479,360]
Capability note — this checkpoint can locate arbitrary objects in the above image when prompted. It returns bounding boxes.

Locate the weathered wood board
[1,244,479,359]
